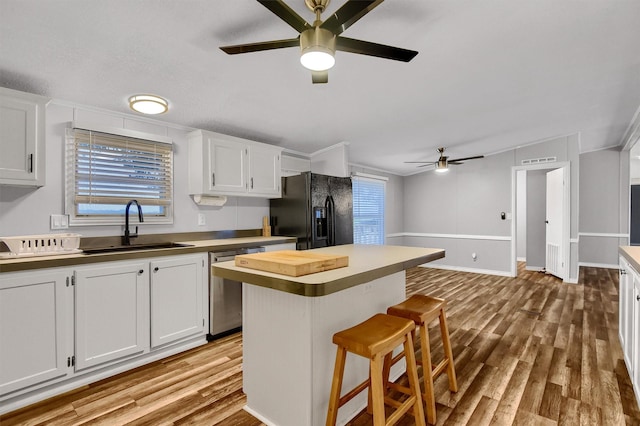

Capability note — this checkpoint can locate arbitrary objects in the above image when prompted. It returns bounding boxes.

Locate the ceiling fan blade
[257,0,311,33]
[220,37,300,54]
[312,70,328,84]
[321,0,385,36]
[447,155,484,162]
[336,37,418,62]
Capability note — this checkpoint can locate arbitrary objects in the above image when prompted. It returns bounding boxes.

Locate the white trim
[349,162,399,176]
[570,238,579,244]
[526,266,545,272]
[351,172,389,181]
[564,276,579,284]
[418,263,512,277]
[71,121,173,144]
[517,257,526,262]
[578,232,629,238]
[400,232,511,241]
[309,141,349,157]
[510,161,571,281]
[579,262,620,269]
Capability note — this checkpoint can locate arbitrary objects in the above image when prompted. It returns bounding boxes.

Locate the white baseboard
[526,266,545,272]
[418,263,513,277]
[578,262,619,269]
[517,257,526,262]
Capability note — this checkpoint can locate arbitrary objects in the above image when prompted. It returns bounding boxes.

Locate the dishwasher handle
[213,255,236,262]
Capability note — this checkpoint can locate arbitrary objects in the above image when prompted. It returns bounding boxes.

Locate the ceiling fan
[405,147,484,172]
[219,0,418,84]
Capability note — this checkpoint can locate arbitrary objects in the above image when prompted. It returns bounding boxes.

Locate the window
[352,173,386,244]
[66,127,173,225]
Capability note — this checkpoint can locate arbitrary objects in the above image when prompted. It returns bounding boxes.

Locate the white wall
[579,148,627,267]
[0,101,270,238]
[402,134,581,279]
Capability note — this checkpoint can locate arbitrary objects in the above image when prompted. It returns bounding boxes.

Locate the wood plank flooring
[2,265,639,425]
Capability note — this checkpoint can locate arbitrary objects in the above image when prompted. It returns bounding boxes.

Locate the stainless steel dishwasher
[209,247,265,339]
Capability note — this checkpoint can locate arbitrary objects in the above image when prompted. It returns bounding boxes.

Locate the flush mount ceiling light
[128,94,168,115]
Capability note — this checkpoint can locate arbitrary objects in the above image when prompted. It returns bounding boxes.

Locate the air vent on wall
[521,156,557,165]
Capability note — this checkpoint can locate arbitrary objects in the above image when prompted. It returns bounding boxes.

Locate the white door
[545,168,565,279]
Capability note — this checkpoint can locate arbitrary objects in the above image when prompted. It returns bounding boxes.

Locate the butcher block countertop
[213,244,445,297]
[619,246,640,271]
[0,236,295,273]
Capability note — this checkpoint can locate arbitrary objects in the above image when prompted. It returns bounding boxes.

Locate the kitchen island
[212,244,445,426]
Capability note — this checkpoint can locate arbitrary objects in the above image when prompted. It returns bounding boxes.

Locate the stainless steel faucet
[123,200,144,245]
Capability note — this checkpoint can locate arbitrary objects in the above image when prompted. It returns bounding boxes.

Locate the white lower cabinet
[74,261,150,371]
[619,255,640,406]
[0,270,71,396]
[0,253,208,414]
[150,253,206,348]
[633,274,640,403]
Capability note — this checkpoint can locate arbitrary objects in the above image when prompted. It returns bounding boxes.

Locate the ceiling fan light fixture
[128,94,168,115]
[300,27,336,71]
[435,158,449,173]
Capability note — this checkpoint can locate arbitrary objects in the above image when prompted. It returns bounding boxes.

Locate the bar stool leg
[439,308,458,392]
[326,347,347,426]
[370,354,386,426]
[404,333,427,426]
[419,324,437,425]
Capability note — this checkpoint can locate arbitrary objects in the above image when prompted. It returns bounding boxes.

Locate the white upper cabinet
[188,129,282,198]
[0,88,49,187]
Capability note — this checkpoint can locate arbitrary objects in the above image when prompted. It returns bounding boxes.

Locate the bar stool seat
[387,294,458,425]
[326,313,426,426]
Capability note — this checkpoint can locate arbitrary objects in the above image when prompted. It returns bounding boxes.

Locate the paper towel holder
[192,195,227,206]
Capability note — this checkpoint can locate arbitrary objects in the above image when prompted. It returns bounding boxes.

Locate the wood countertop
[213,244,445,297]
[0,236,295,273]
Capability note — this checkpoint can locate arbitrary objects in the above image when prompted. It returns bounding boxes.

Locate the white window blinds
[66,128,173,221]
[352,175,386,245]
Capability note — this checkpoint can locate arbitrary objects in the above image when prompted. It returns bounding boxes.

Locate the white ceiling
[1,0,639,175]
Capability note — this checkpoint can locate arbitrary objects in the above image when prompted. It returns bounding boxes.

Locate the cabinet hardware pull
[212,172,215,187]
[28,154,33,173]
[154,267,159,272]
[637,295,640,301]
[138,269,144,275]
[251,177,254,189]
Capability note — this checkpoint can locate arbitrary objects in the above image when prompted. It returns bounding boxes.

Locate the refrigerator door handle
[325,195,336,246]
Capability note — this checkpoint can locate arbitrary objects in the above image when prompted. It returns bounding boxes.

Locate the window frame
[65,123,174,226]
[352,172,387,245]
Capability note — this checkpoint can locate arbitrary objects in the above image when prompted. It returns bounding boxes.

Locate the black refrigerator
[270,172,353,250]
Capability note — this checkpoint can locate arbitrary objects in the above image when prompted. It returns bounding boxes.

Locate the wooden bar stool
[386,294,458,425]
[326,313,426,426]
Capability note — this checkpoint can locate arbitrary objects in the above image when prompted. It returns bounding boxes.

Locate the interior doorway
[511,162,570,280]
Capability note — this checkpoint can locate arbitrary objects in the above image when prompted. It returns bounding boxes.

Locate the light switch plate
[50,214,69,229]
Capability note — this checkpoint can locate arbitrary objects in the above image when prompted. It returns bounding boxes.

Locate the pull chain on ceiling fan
[220,0,418,84]
[405,147,484,172]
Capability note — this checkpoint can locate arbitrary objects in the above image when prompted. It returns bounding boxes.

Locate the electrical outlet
[50,214,69,229]
[364,283,373,293]
[197,213,206,226]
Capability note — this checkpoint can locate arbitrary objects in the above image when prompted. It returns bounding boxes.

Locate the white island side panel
[242,271,406,426]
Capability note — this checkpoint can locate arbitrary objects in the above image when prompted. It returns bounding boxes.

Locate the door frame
[510,162,571,280]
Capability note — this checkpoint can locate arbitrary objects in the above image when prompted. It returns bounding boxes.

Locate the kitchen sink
[82,242,193,254]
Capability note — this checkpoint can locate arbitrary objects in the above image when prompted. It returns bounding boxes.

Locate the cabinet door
[207,136,247,194]
[633,274,640,404]
[248,143,281,197]
[0,90,47,186]
[150,254,206,348]
[74,261,149,371]
[0,270,71,396]
[620,257,632,369]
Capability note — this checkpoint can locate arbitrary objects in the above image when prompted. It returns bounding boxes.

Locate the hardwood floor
[2,265,639,425]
